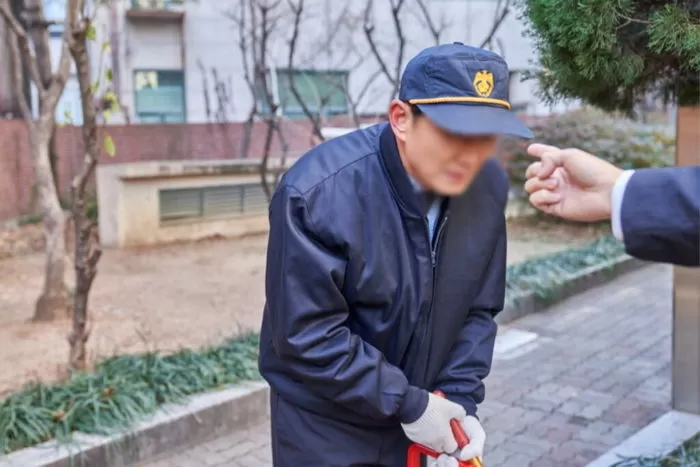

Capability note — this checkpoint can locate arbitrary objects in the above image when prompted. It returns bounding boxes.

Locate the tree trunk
[25,0,62,198]
[49,126,60,199]
[259,117,276,201]
[68,13,101,371]
[31,121,68,322]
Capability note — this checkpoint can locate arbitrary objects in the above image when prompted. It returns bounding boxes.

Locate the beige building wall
[97,160,289,248]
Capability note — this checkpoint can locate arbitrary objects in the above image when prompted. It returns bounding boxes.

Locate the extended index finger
[526,143,560,158]
[527,143,568,179]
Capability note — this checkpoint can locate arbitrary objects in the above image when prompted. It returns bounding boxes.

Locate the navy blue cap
[399,42,533,139]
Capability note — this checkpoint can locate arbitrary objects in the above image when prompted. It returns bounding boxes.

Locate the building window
[131,0,184,9]
[134,70,186,123]
[158,183,269,224]
[257,68,348,118]
[44,0,66,37]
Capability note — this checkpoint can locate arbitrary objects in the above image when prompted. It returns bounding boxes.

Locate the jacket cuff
[397,386,429,423]
[442,392,478,419]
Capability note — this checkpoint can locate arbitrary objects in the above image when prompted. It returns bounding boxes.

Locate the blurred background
[0,1,697,466]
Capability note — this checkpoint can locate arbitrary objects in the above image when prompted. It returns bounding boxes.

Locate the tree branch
[355,69,382,110]
[197,59,213,122]
[389,0,406,100]
[6,27,33,122]
[479,0,511,49]
[415,0,443,45]
[69,15,98,202]
[0,0,45,95]
[286,0,325,141]
[363,0,394,89]
[363,0,406,102]
[46,39,73,113]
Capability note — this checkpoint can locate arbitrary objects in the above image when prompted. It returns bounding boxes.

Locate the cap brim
[417,103,533,139]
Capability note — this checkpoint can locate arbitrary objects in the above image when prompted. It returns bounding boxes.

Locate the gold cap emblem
[473,70,494,98]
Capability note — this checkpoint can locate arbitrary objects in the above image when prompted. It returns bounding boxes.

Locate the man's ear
[388,99,412,143]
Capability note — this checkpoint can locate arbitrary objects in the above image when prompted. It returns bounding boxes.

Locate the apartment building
[44,0,578,125]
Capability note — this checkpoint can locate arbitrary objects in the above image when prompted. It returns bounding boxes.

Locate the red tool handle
[433,390,470,449]
[405,391,484,467]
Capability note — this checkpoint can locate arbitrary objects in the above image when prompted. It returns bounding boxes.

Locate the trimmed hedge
[1,234,626,454]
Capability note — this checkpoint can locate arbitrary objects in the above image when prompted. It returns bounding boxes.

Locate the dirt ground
[0,218,608,397]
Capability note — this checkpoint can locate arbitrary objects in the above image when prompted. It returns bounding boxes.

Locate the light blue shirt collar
[408,176,443,242]
[408,176,424,193]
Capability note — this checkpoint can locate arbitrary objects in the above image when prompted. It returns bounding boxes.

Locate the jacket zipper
[410,215,448,379]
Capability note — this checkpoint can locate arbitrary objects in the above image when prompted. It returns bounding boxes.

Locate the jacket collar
[379,123,431,217]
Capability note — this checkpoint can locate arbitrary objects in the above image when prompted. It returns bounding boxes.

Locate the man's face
[389,101,499,196]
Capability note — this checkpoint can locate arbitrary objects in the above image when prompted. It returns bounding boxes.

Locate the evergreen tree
[519,0,700,112]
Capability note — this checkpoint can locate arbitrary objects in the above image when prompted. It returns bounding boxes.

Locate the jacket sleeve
[432,228,505,417]
[621,166,700,267]
[265,184,428,422]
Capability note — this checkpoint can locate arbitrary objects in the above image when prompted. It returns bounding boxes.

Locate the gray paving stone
[145,265,672,467]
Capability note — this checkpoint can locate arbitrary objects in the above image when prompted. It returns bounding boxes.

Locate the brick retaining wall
[0,118,342,220]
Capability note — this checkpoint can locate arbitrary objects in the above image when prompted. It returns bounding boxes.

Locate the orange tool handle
[405,391,484,467]
[433,391,471,449]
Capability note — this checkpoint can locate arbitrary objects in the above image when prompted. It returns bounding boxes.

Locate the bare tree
[363,0,407,106]
[68,10,94,369]
[197,59,213,122]
[362,0,461,114]
[228,0,258,159]
[479,0,512,51]
[42,0,122,371]
[225,0,289,200]
[414,0,451,45]
[285,0,331,142]
[197,61,235,124]
[340,68,382,129]
[197,59,240,155]
[328,39,382,128]
[1,0,73,321]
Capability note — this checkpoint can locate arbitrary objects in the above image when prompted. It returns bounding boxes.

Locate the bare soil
[0,217,606,397]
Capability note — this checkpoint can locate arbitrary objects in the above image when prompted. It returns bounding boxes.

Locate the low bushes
[506,235,626,300]
[0,333,260,454]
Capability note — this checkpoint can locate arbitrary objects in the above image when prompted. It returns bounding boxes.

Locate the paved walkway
[144,265,672,467]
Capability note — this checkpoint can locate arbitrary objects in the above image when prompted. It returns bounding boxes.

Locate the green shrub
[0,333,260,454]
[506,235,626,300]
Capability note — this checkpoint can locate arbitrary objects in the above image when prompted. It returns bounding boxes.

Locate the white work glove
[401,392,466,454]
[427,454,460,467]
[455,415,486,461]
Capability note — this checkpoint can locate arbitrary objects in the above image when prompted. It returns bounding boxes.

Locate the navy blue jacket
[258,123,507,427]
[621,166,699,267]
